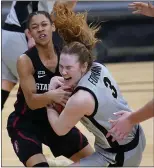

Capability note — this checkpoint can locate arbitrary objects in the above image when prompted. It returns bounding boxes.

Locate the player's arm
[17,55,71,110]
[17,55,54,110]
[47,90,95,136]
[127,98,154,124]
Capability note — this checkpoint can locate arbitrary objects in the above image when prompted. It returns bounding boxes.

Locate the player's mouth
[64,77,72,81]
[39,34,47,39]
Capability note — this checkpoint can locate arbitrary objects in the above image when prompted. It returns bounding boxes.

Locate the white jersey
[74,62,145,151]
[5,1,55,27]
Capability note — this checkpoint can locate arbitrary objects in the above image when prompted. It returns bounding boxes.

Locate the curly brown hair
[51,4,100,51]
[51,4,100,70]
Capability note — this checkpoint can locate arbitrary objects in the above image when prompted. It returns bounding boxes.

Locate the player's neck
[37,41,56,59]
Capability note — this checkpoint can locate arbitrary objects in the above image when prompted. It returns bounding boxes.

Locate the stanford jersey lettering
[36,83,49,91]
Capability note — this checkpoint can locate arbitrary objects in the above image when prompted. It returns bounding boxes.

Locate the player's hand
[49,76,65,90]
[128,2,154,17]
[106,111,134,142]
[27,37,36,49]
[49,86,72,107]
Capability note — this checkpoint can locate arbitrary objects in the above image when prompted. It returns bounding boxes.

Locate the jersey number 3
[103,77,117,98]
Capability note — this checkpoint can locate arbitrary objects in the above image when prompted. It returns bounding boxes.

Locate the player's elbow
[27,102,37,110]
[26,96,38,110]
[54,127,70,136]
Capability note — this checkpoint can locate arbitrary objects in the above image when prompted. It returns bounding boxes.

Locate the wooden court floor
[2,62,154,167]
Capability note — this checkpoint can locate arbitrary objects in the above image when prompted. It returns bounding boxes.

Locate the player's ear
[51,23,56,32]
[81,62,88,73]
[27,29,33,38]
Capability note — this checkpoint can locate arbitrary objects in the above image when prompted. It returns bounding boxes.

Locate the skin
[106,99,154,142]
[129,2,154,17]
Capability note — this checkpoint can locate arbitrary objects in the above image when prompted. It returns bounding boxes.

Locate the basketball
[53,88,73,114]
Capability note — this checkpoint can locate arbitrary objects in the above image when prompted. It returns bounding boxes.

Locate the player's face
[29,14,55,46]
[59,53,88,87]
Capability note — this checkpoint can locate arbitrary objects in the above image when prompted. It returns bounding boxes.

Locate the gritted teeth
[39,34,46,39]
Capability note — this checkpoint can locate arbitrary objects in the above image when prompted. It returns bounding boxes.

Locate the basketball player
[129,1,154,17]
[7,11,94,167]
[2,0,77,110]
[47,6,146,166]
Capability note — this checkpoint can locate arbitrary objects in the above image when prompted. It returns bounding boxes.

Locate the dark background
[1,1,154,63]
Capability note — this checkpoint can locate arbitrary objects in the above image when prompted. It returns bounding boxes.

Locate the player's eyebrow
[31,21,48,26]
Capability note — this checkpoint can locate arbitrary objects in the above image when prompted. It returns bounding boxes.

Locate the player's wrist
[127,113,136,126]
[45,91,54,105]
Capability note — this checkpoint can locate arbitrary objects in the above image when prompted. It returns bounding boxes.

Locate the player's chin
[37,40,49,46]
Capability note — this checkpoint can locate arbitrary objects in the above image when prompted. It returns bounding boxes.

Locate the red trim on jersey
[18,131,39,145]
[21,104,26,115]
[13,117,19,128]
[13,104,26,128]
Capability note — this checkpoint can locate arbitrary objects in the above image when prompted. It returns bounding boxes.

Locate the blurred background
[2,1,154,63]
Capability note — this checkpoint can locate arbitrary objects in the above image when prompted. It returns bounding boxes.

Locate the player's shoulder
[17,53,31,64]
[17,53,34,74]
[71,89,95,106]
[24,46,37,57]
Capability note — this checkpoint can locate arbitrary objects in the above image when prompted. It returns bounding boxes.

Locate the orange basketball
[53,103,64,114]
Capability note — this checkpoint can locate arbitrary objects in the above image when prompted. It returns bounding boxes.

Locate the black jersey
[9,45,61,129]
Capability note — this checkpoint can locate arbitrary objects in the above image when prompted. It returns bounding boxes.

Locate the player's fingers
[60,102,66,107]
[108,127,117,135]
[108,119,117,128]
[58,77,65,82]
[61,85,72,90]
[63,99,68,103]
[112,137,116,142]
[106,132,112,138]
[132,10,141,14]
[118,133,125,141]
[131,2,147,7]
[123,134,129,139]
[63,96,70,103]
[115,130,121,138]
[64,91,72,97]
[56,81,64,87]
[113,111,125,116]
[148,1,153,8]
[128,3,137,8]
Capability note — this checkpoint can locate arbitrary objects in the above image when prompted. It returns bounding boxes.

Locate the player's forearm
[47,108,67,136]
[128,99,154,125]
[27,92,53,110]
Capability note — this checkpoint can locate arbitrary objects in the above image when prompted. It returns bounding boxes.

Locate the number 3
[103,77,117,98]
